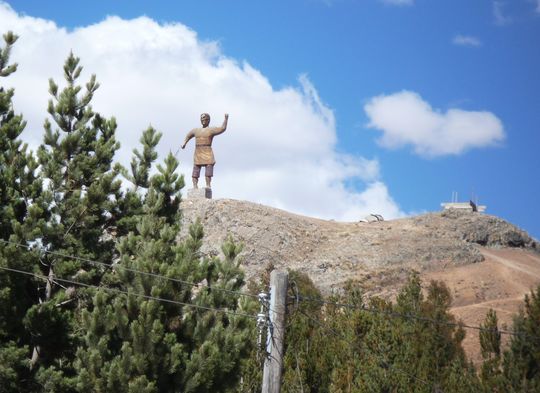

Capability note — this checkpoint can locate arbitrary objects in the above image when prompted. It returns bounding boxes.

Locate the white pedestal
[187,187,212,199]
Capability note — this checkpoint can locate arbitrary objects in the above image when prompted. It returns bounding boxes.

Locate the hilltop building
[441,192,486,213]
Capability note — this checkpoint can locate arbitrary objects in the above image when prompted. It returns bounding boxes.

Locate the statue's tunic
[192,127,219,165]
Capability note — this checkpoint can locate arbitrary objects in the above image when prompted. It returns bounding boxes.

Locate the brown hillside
[180,197,539,362]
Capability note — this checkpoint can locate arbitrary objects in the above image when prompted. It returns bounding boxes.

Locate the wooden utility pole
[262,270,288,393]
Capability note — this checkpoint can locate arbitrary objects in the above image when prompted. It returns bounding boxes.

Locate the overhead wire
[0,265,258,320]
[0,238,258,300]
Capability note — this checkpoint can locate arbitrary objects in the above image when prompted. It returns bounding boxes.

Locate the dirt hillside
[180,197,539,361]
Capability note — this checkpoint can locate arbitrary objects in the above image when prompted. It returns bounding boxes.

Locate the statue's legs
[205,164,214,188]
[192,165,201,189]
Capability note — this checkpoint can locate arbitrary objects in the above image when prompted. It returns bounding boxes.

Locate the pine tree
[383,276,469,391]
[0,31,47,392]
[22,51,124,389]
[1,32,260,393]
[37,51,122,271]
[479,309,504,391]
[75,144,254,392]
[115,126,161,237]
[272,273,479,393]
[442,358,482,393]
[501,285,540,392]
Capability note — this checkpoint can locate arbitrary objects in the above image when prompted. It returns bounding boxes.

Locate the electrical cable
[0,238,258,300]
[0,265,258,320]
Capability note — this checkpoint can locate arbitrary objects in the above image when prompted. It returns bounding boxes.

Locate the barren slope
[426,248,540,364]
[180,198,537,290]
[180,197,539,361]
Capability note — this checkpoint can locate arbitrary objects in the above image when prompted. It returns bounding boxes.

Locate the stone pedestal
[187,187,212,199]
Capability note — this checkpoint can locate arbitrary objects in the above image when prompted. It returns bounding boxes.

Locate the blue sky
[3,0,540,239]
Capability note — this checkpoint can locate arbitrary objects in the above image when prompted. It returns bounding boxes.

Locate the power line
[0,265,258,320]
[0,238,258,300]
[296,294,540,342]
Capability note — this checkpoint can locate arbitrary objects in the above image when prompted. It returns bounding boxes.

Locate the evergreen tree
[37,51,122,271]
[23,51,124,390]
[0,31,27,240]
[240,269,334,393]
[501,285,540,392]
[115,126,161,237]
[479,309,504,391]
[0,31,47,392]
[242,273,479,393]
[75,145,254,392]
[441,358,482,393]
[280,271,331,393]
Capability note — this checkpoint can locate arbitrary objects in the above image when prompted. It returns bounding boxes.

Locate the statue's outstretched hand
[225,113,229,120]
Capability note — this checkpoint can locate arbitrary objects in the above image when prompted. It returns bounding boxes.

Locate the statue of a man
[181,113,228,189]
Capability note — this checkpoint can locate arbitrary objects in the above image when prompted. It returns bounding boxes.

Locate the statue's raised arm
[210,113,229,136]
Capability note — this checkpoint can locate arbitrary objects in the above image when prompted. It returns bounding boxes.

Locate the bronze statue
[181,113,228,189]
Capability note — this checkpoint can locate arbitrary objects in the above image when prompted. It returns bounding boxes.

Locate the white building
[441,192,486,213]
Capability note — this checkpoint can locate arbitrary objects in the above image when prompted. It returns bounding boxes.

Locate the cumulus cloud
[364,91,505,157]
[380,0,414,5]
[0,2,403,221]
[452,35,482,47]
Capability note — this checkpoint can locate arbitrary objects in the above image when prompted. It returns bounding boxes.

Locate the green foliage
[1,32,255,391]
[321,276,467,392]
[242,272,540,392]
[280,271,333,393]
[0,32,18,77]
[0,30,40,242]
[441,358,482,393]
[126,126,161,190]
[0,342,30,393]
[479,309,504,391]
[501,284,540,392]
[37,51,122,271]
[115,126,162,237]
[74,146,253,392]
[0,31,46,392]
[241,273,480,393]
[14,51,125,389]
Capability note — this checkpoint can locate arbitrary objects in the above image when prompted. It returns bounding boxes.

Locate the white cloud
[380,0,414,5]
[535,0,540,13]
[493,1,512,26]
[0,2,404,221]
[452,35,482,47]
[364,91,505,157]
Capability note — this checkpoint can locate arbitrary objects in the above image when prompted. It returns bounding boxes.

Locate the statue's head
[200,113,210,127]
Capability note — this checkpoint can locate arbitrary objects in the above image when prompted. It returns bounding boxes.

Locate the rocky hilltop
[180,197,540,363]
[180,198,537,294]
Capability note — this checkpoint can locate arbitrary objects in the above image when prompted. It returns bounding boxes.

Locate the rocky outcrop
[440,209,537,248]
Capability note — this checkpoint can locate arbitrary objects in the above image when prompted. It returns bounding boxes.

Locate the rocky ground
[180,198,536,291]
[179,197,539,362]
